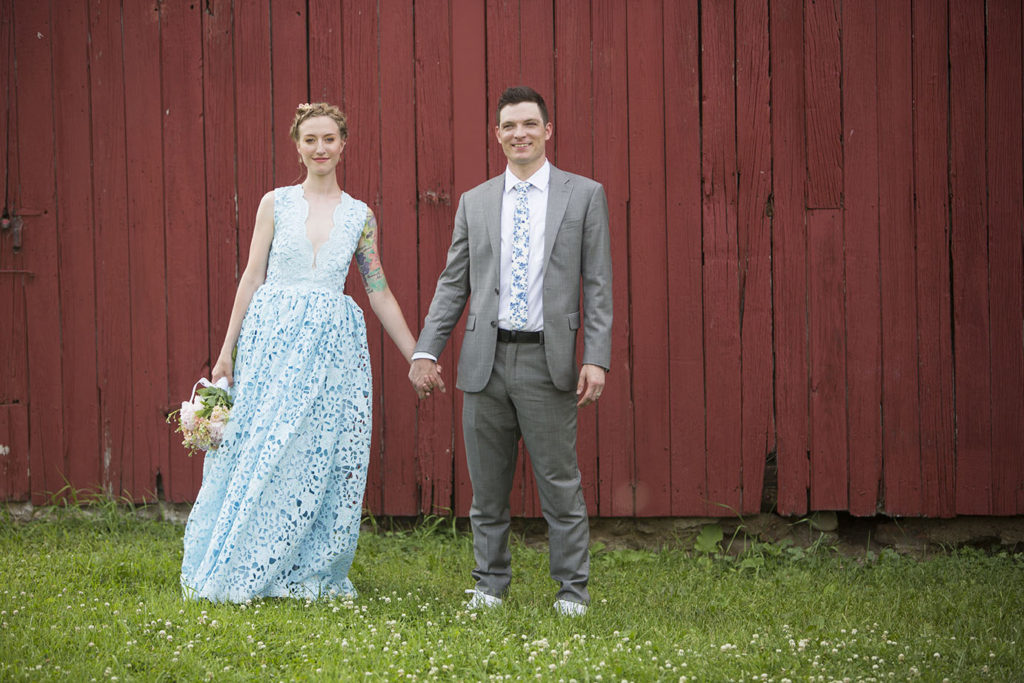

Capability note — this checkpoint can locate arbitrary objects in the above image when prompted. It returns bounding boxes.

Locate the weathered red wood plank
[308,0,344,108]
[807,209,847,510]
[554,0,598,515]
[912,0,955,518]
[770,0,810,516]
[486,0,520,177]
[701,0,742,515]
[450,0,488,516]
[122,0,169,501]
[452,0,490,201]
[664,0,705,516]
[0,0,28,503]
[736,0,773,515]
[378,0,421,514]
[234,1,273,279]
[876,0,921,516]
[202,0,239,450]
[161,0,209,501]
[412,0,457,516]
[985,0,1024,515]
[0,404,29,500]
[51,0,103,497]
[271,0,308,187]
[340,0,391,514]
[842,0,883,515]
[0,0,10,205]
[628,1,671,516]
[87,0,131,500]
[803,0,842,208]
[591,0,634,517]
[949,0,992,515]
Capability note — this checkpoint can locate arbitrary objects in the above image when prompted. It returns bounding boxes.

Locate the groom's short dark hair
[496,86,549,125]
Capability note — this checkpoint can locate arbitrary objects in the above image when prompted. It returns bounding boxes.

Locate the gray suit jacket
[415,164,612,392]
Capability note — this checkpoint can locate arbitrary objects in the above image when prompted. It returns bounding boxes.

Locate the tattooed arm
[354,208,417,362]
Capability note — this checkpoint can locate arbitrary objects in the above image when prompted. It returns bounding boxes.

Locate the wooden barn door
[1,0,63,503]
[0,0,30,500]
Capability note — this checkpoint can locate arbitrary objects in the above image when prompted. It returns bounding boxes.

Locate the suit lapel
[485,175,504,258]
[544,165,571,265]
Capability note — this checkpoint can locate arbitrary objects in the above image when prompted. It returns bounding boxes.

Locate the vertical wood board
[51,0,103,495]
[985,0,1024,515]
[627,1,671,516]
[840,0,883,515]
[735,0,773,515]
[161,0,209,501]
[911,0,955,517]
[87,0,131,498]
[770,0,810,515]
[591,0,635,517]
[123,0,170,500]
[876,0,922,515]
[803,0,842,208]
[807,209,848,510]
[376,0,419,513]
[664,0,708,516]
[411,0,457,516]
[949,0,992,514]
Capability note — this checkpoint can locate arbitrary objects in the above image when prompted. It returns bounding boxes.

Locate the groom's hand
[576,364,606,407]
[409,358,446,399]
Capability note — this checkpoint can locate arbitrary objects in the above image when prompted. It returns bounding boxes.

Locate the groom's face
[495,102,552,170]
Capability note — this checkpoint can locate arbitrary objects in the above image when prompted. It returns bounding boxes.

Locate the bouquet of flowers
[168,377,233,456]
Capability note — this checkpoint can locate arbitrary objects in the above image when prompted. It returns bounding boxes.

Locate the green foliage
[694,523,724,555]
[1,509,1022,681]
[193,385,233,419]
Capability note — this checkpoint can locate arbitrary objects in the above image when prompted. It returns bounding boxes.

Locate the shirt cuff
[411,352,438,362]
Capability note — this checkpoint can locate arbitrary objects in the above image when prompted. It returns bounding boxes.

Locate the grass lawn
[1,505,1021,682]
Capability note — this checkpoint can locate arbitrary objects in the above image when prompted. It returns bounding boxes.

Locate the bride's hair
[289,102,348,141]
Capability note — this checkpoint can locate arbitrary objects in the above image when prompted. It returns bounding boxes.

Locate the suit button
[490,320,497,328]
[494,287,499,295]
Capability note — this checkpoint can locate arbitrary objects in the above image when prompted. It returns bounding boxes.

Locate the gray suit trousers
[462,340,590,605]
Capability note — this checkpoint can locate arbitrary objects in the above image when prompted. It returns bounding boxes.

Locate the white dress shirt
[498,161,549,332]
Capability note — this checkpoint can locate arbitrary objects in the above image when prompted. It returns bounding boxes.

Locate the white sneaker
[554,599,588,616]
[465,589,503,609]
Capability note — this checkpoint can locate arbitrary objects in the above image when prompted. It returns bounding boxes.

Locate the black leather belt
[497,328,544,344]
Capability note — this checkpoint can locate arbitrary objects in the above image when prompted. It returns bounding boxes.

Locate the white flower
[179,401,198,431]
[207,418,226,446]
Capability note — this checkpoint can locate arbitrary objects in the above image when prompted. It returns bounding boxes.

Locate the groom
[409,86,612,616]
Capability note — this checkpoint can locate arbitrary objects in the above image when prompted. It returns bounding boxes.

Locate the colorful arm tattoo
[354,209,388,293]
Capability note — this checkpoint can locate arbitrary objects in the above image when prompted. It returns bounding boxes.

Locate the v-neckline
[298,186,345,269]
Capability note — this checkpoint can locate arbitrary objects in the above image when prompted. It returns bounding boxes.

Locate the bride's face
[296,116,346,175]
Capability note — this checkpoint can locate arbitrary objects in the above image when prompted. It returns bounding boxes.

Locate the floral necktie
[509,181,531,329]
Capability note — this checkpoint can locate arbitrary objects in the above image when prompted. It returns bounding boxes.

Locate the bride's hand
[212,355,234,387]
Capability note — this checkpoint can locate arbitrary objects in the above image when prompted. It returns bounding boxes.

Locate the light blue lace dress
[181,185,372,602]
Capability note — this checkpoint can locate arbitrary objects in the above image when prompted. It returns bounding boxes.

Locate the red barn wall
[1,0,1021,517]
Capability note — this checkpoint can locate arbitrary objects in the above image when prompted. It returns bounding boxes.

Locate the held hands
[409,358,446,400]
[576,364,606,407]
